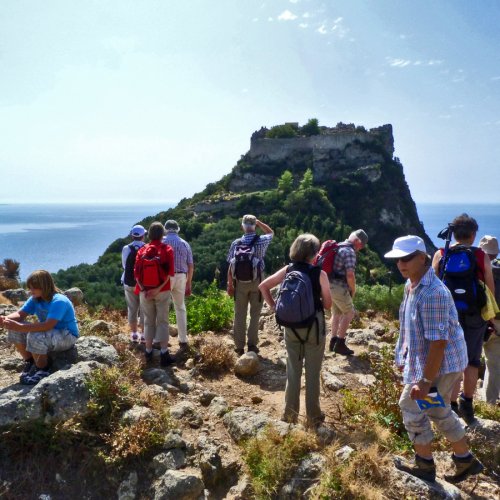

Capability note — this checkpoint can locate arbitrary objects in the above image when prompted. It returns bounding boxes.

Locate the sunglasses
[396,252,419,263]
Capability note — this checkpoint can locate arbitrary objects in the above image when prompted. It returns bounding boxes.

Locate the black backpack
[123,243,140,287]
[439,245,487,314]
[232,235,260,282]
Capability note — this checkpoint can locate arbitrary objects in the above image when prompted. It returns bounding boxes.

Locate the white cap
[130,224,146,237]
[384,235,426,259]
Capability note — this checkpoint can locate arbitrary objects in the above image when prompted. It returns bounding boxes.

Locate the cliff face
[195,123,433,257]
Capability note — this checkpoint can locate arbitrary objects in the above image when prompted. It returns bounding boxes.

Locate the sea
[0,203,499,281]
[0,203,171,281]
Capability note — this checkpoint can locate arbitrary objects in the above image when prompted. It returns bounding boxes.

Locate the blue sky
[1,0,499,204]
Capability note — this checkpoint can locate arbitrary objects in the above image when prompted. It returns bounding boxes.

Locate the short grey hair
[148,221,165,241]
[289,233,320,263]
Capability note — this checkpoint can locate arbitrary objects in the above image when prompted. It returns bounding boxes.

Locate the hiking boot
[333,338,354,356]
[247,345,260,354]
[394,455,436,482]
[178,342,189,350]
[19,358,36,384]
[234,348,244,356]
[458,395,477,425]
[21,368,51,386]
[328,336,338,352]
[444,454,484,484]
[145,350,154,364]
[160,351,175,367]
[450,401,459,416]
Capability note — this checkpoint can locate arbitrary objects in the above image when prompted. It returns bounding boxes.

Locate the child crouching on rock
[0,270,79,385]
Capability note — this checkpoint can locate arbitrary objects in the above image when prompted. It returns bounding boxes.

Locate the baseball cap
[242,214,257,226]
[130,225,146,237]
[384,235,426,259]
[479,235,499,255]
[164,219,180,232]
[353,229,368,246]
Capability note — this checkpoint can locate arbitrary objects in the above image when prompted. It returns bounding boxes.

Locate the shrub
[266,124,298,139]
[243,426,316,499]
[185,280,233,334]
[300,118,320,137]
[354,284,404,318]
[197,337,235,374]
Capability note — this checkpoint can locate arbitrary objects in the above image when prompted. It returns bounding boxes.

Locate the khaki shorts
[7,329,77,355]
[330,282,354,315]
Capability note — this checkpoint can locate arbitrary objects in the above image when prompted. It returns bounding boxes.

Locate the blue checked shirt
[162,233,193,273]
[395,266,468,384]
[331,241,356,287]
[227,232,273,271]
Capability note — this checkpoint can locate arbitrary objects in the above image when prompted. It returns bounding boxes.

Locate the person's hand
[145,288,160,299]
[2,318,21,331]
[410,380,431,400]
[227,283,234,297]
[185,283,192,297]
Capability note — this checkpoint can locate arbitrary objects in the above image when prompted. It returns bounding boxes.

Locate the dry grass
[196,336,235,374]
[0,293,12,305]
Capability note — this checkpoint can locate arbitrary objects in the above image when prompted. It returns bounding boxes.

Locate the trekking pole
[438,223,454,280]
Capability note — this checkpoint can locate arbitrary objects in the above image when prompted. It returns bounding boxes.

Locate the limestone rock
[153,470,204,500]
[347,329,376,345]
[234,352,260,377]
[152,449,187,474]
[321,371,345,391]
[163,430,187,450]
[121,405,153,424]
[279,453,326,499]
[64,287,84,306]
[1,289,28,304]
[170,401,203,428]
[197,436,224,488]
[199,390,216,407]
[117,472,138,500]
[335,445,355,462]
[87,320,114,334]
[208,396,229,417]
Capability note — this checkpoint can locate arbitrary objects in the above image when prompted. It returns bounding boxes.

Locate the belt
[175,271,187,274]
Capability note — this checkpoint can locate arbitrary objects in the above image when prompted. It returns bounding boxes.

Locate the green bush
[266,124,298,139]
[300,118,320,137]
[354,284,404,318]
[183,280,233,334]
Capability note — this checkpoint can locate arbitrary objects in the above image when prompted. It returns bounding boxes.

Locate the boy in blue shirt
[0,270,78,385]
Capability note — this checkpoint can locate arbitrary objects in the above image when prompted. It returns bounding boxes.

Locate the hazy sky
[1,0,499,204]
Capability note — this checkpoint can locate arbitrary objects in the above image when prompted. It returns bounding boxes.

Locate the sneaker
[333,338,354,356]
[457,394,477,425]
[21,368,50,386]
[328,336,338,352]
[444,454,484,484]
[394,454,436,482]
[247,345,260,354]
[21,357,35,374]
[145,350,154,364]
[234,348,244,356]
[130,332,139,343]
[160,351,175,367]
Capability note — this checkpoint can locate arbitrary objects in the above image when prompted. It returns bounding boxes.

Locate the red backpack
[135,244,168,289]
[313,240,343,278]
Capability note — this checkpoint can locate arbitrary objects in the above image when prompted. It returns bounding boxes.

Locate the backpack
[439,245,487,314]
[123,243,140,287]
[492,259,500,306]
[232,235,260,282]
[135,244,168,290]
[313,240,346,279]
[275,264,320,329]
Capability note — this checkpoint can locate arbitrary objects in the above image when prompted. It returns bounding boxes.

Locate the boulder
[163,430,187,450]
[1,289,28,304]
[117,472,138,500]
[0,361,103,427]
[64,287,84,306]
[152,449,187,474]
[153,470,204,500]
[197,437,224,488]
[87,320,114,335]
[170,401,203,428]
[49,336,119,370]
[223,407,290,443]
[321,371,345,391]
[234,352,260,377]
[199,390,216,407]
[208,396,229,418]
[121,405,153,424]
[279,453,326,499]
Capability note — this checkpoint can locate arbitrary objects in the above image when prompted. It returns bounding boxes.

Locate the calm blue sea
[0,203,171,280]
[416,203,500,248]
[0,203,498,281]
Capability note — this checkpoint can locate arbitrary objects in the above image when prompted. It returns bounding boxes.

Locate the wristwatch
[419,377,432,385]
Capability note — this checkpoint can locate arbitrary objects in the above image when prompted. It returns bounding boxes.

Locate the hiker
[259,233,332,427]
[134,222,175,366]
[121,224,146,343]
[478,234,500,404]
[431,213,495,424]
[329,229,368,355]
[227,214,273,356]
[385,236,484,484]
[163,219,194,349]
[0,270,78,385]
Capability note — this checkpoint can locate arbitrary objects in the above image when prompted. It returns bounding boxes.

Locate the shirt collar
[414,266,434,289]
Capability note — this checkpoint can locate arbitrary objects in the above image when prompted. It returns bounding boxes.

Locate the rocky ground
[0,300,499,499]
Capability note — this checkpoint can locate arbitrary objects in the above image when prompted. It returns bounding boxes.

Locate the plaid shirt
[395,266,468,384]
[330,241,356,287]
[227,232,273,271]
[163,233,193,273]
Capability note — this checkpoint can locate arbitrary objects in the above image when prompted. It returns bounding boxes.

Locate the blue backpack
[440,245,487,314]
[275,264,319,329]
